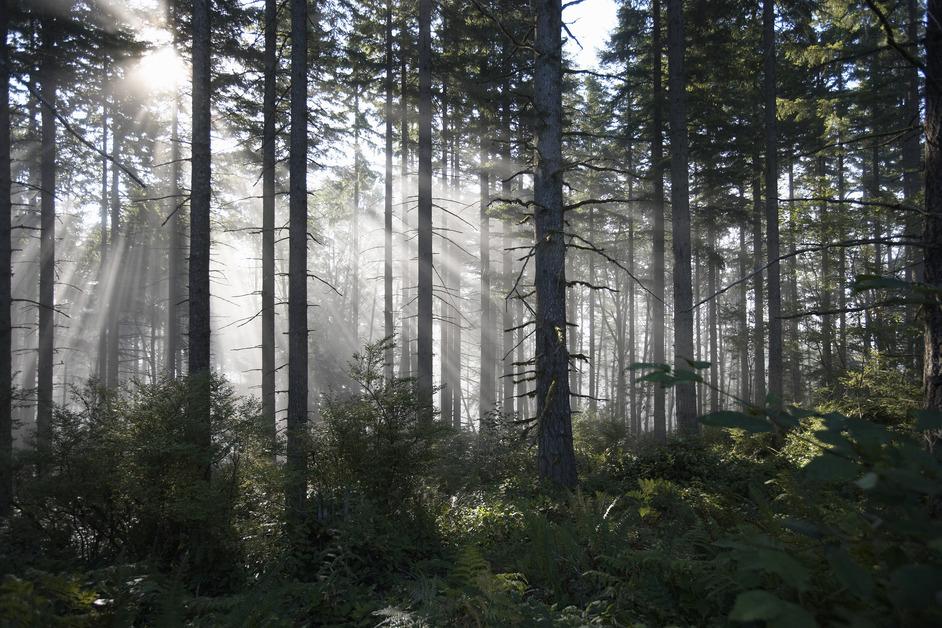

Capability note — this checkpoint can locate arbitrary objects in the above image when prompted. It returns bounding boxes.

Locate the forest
[0,0,940,624]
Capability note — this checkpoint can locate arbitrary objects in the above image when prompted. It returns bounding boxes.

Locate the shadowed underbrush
[1,346,940,626]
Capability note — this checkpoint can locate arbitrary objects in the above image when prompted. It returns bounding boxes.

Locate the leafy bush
[4,375,270,591]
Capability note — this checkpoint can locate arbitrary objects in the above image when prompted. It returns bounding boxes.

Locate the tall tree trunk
[739,218,750,402]
[628,216,637,431]
[708,233,718,413]
[651,0,667,441]
[261,0,277,442]
[440,89,452,426]
[167,83,182,379]
[479,130,494,425]
[533,0,575,487]
[398,45,411,380]
[666,0,697,433]
[452,135,463,426]
[752,172,766,405]
[98,90,108,383]
[416,0,433,422]
[588,207,597,414]
[819,157,833,387]
[837,129,847,369]
[869,46,883,353]
[0,0,11,516]
[286,0,309,524]
[383,1,395,380]
[107,121,122,388]
[37,17,57,456]
[351,87,361,348]
[923,0,942,412]
[905,0,923,374]
[501,99,515,416]
[763,0,782,405]
[787,161,801,402]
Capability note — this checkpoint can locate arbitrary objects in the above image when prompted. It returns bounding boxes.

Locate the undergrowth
[1,343,939,626]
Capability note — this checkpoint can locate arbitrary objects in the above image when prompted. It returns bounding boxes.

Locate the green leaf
[852,274,912,293]
[802,454,859,483]
[827,547,873,599]
[638,371,675,386]
[913,409,942,431]
[684,358,711,370]
[700,411,773,433]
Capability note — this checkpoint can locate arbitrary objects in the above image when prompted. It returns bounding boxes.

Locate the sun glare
[128,45,186,94]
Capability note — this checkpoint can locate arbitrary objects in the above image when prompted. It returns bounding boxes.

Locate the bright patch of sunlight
[126,45,186,94]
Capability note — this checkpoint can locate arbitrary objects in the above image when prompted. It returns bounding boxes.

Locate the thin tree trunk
[819,157,833,387]
[533,0,575,487]
[398,43,411,380]
[286,0,309,525]
[628,216,637,431]
[98,88,108,383]
[383,2,395,380]
[501,96,515,416]
[167,83,182,379]
[651,0,667,440]
[667,0,697,433]
[37,17,57,455]
[763,0,782,405]
[261,0,277,442]
[923,0,942,412]
[708,231,718,413]
[107,120,122,388]
[440,88,452,427]
[416,0,433,422]
[352,87,361,348]
[0,0,11,516]
[588,207,597,413]
[752,171,765,405]
[739,218,750,402]
[904,0,923,375]
[787,162,801,402]
[479,130,494,425]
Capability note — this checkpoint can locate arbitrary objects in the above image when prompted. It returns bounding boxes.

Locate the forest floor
[0,359,939,626]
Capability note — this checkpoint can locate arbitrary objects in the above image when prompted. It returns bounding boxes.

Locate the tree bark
[752,171,765,405]
[479,130,494,425]
[923,0,942,412]
[904,0,923,375]
[98,88,108,383]
[439,87,452,426]
[351,87,361,349]
[763,0,782,405]
[37,17,57,456]
[0,0,11,516]
[708,231,718,413]
[666,0,697,434]
[651,0,667,440]
[286,0,309,524]
[739,217,750,402]
[383,1,395,381]
[533,0,575,486]
[416,0,433,423]
[167,81,182,379]
[261,0,277,441]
